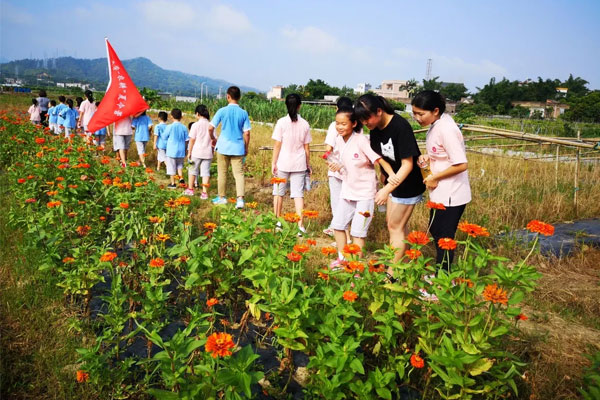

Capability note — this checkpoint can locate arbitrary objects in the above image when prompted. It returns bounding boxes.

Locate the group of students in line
[270,90,470,276]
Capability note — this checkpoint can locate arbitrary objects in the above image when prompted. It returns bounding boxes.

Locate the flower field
[1,100,599,399]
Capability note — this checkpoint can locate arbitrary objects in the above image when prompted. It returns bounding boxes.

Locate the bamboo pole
[555,145,560,188]
[574,130,581,216]
[461,125,597,149]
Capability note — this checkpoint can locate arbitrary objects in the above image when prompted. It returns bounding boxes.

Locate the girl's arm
[304,143,311,175]
[186,138,196,160]
[374,156,414,205]
[376,157,395,177]
[272,140,282,175]
[423,163,468,190]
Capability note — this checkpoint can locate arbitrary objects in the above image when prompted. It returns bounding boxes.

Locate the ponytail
[85,90,94,102]
[354,93,395,121]
[285,93,301,122]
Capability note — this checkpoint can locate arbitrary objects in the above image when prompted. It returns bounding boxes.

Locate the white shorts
[330,198,375,238]
[328,176,343,220]
[189,158,211,177]
[135,141,147,157]
[113,135,132,150]
[94,135,106,146]
[49,122,59,134]
[157,148,167,162]
[56,124,64,134]
[64,127,73,138]
[166,157,184,176]
[272,170,306,198]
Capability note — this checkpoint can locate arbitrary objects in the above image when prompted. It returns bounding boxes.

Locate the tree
[440,83,468,102]
[400,79,421,98]
[422,76,441,91]
[509,105,530,118]
[562,74,589,99]
[304,79,337,100]
[563,91,600,123]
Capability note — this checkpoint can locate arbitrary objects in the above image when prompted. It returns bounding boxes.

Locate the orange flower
[321,246,337,256]
[62,257,75,264]
[368,259,386,273]
[526,220,555,236]
[176,196,191,206]
[458,222,490,238]
[25,198,37,204]
[483,283,508,305]
[56,177,64,181]
[34,137,46,144]
[148,216,163,224]
[343,243,361,255]
[438,238,457,250]
[407,231,430,245]
[293,244,310,253]
[306,239,316,246]
[119,202,130,209]
[205,332,235,358]
[149,258,165,268]
[246,201,258,209]
[270,177,287,184]
[76,370,89,383]
[455,277,474,288]
[59,157,70,163]
[129,161,140,167]
[348,261,365,273]
[78,200,86,205]
[155,233,170,242]
[102,178,112,185]
[139,238,148,245]
[68,184,78,189]
[164,198,178,208]
[317,270,330,280]
[302,210,319,218]
[342,290,358,302]
[515,313,528,321]
[101,157,111,165]
[204,222,217,231]
[67,212,77,218]
[358,211,371,218]
[145,167,154,173]
[100,252,117,262]
[47,190,58,196]
[426,201,446,210]
[287,252,302,262]
[283,213,300,223]
[17,178,26,184]
[76,225,91,236]
[206,298,219,307]
[405,249,422,260]
[410,354,425,368]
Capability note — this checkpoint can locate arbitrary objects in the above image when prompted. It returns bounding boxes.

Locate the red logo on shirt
[354,153,359,158]
[432,147,437,153]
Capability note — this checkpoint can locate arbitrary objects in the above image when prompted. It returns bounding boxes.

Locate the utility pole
[425,58,432,81]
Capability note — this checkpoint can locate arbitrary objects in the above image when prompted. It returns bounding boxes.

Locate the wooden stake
[555,145,560,188]
[574,130,581,217]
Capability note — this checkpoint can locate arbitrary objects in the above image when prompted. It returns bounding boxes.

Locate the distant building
[158,92,172,100]
[323,95,339,103]
[511,100,569,119]
[65,82,91,90]
[372,80,409,100]
[56,82,65,88]
[267,85,284,100]
[354,83,371,94]
[174,95,197,103]
[556,87,568,97]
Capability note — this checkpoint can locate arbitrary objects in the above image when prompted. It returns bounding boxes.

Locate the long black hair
[285,93,301,122]
[85,90,94,102]
[336,106,363,133]
[411,90,446,114]
[354,94,395,121]
[194,104,210,119]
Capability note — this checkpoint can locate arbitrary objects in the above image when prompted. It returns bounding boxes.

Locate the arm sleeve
[209,109,222,128]
[442,126,468,165]
[242,112,251,132]
[303,122,312,145]
[271,119,283,141]
[395,121,420,159]
[360,136,382,164]
[324,122,337,146]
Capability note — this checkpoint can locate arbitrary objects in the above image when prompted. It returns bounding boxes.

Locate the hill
[0,56,260,96]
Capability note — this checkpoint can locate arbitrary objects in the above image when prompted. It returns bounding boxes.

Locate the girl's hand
[388,173,403,186]
[423,174,438,190]
[417,154,429,168]
[272,164,278,175]
[328,162,342,172]
[307,165,312,176]
[374,188,390,206]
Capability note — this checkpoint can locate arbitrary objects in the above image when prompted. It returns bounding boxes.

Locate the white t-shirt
[272,114,312,172]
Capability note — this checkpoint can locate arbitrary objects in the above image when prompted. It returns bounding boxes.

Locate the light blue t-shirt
[94,127,107,136]
[210,104,251,156]
[55,103,68,125]
[47,106,58,124]
[154,122,168,149]
[164,121,189,158]
[132,114,153,142]
[59,107,79,128]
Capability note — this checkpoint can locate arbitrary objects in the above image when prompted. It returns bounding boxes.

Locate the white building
[174,96,197,103]
[354,83,371,94]
[267,85,284,100]
[372,80,409,100]
[64,82,91,90]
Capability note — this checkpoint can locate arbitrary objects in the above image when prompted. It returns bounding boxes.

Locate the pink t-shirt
[337,132,381,201]
[28,105,41,122]
[114,116,133,136]
[426,113,471,207]
[272,115,312,172]
[189,119,213,159]
[324,121,343,180]
[79,99,97,127]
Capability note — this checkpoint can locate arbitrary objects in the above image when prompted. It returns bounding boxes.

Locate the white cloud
[281,26,340,55]
[140,0,196,27]
[205,4,253,35]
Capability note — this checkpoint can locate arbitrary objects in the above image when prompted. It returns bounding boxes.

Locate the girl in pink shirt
[28,99,41,124]
[271,94,312,234]
[412,90,471,270]
[185,105,216,199]
[328,107,394,264]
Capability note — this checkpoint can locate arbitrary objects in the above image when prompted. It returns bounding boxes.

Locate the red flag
[87,38,149,132]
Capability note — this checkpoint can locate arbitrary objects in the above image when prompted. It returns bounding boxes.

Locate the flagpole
[104,38,112,91]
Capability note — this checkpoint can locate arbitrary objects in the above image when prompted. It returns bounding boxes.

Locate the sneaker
[235,198,244,209]
[200,192,208,200]
[183,188,194,196]
[275,221,283,232]
[179,178,186,184]
[212,196,228,205]
[329,258,345,271]
[167,183,177,189]
[323,227,334,237]
[297,226,307,237]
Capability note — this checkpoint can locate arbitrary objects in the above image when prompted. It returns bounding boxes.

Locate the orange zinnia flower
[204,222,217,231]
[164,198,178,208]
[148,216,163,224]
[302,210,319,218]
[206,298,219,307]
[321,246,337,256]
[17,178,26,184]
[348,261,365,273]
[342,290,358,302]
[62,257,75,264]
[76,370,89,383]
[119,202,129,209]
[410,354,425,368]
[176,196,191,206]
[407,231,430,245]
[293,244,310,253]
[368,259,386,273]
[47,190,58,196]
[426,201,446,210]
[343,243,361,255]
[149,258,165,268]
[483,283,508,305]
[25,198,37,204]
[283,213,300,223]
[458,222,490,238]
[317,270,330,281]
[358,211,371,218]
[246,201,258,209]
[270,177,287,184]
[515,313,528,321]
[139,238,148,245]
[526,220,554,236]
[155,233,170,242]
[205,332,235,358]
[306,239,316,246]
[100,252,117,262]
[76,225,91,236]
[405,249,422,260]
[455,277,474,288]
[438,238,457,250]
[287,252,302,262]
[59,157,70,163]
[34,137,46,144]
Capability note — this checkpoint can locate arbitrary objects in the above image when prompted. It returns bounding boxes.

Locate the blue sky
[1,0,599,92]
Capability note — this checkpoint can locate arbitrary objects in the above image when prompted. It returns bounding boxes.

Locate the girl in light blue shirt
[59,99,79,138]
[132,111,153,167]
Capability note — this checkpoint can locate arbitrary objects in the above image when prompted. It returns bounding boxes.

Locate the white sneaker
[297,226,307,237]
[235,198,244,209]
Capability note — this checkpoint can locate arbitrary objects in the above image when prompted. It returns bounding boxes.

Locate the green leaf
[469,358,494,376]
[508,290,524,305]
[146,388,180,400]
[461,343,480,355]
[350,358,365,374]
[238,248,253,266]
[369,300,383,314]
[375,387,392,399]
[489,325,509,337]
